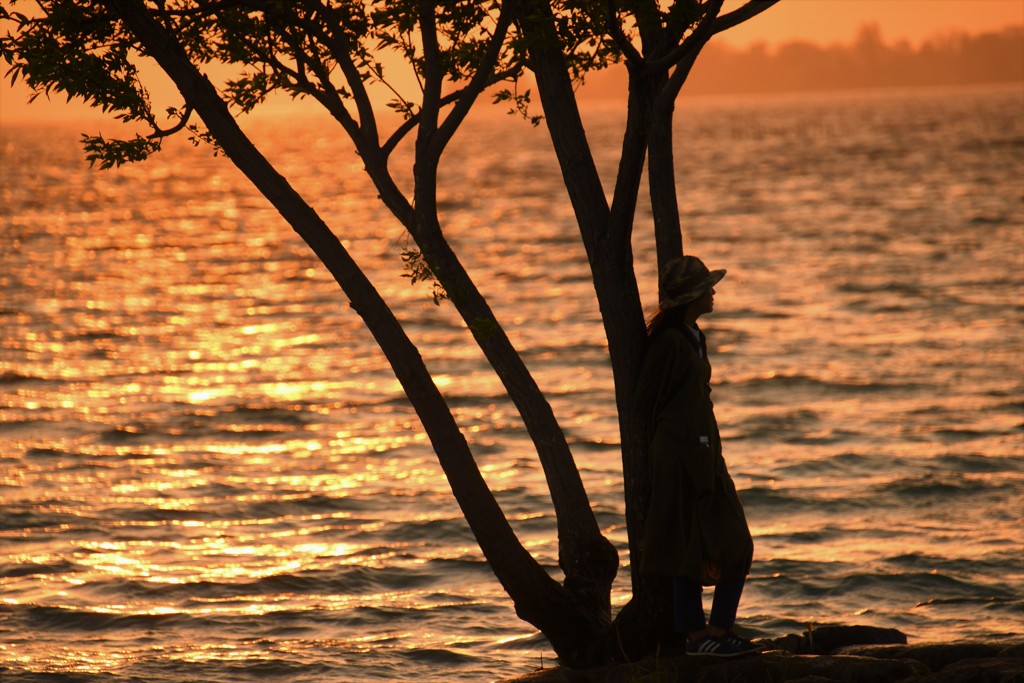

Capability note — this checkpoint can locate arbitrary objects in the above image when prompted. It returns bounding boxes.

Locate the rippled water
[2,84,1022,682]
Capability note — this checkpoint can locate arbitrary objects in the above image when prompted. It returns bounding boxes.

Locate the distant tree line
[582,24,1024,98]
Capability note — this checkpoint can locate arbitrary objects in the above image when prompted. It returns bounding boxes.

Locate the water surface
[1,84,1022,681]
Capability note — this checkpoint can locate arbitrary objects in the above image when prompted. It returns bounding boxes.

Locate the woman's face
[692,287,716,318]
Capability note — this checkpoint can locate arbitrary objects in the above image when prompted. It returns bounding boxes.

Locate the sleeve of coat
[635,331,680,425]
[638,331,717,499]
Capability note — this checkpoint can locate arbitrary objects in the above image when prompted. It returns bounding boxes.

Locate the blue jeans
[672,574,746,634]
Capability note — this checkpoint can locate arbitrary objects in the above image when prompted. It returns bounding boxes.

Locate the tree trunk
[648,79,685,282]
[410,201,619,620]
[516,0,663,657]
[415,16,617,619]
[346,2,618,622]
[109,0,612,665]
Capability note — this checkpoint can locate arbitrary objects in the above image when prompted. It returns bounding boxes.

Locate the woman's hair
[645,302,689,338]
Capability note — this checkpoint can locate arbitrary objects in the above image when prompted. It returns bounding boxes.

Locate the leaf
[80,133,160,170]
[401,249,448,305]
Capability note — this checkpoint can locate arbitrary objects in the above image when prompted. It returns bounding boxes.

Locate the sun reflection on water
[2,89,1022,680]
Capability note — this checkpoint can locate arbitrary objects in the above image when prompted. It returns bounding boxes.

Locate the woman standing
[637,255,761,657]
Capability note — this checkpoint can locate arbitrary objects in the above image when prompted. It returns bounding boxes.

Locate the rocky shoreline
[500,625,1023,683]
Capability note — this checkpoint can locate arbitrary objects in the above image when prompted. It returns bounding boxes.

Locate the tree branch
[433,1,515,158]
[383,62,522,156]
[625,0,665,52]
[712,0,780,35]
[646,0,723,73]
[146,103,193,138]
[513,0,610,250]
[417,1,442,139]
[291,2,378,135]
[406,5,617,595]
[604,0,642,69]
[276,5,413,223]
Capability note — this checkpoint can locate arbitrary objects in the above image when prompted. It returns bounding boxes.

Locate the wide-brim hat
[659,255,726,310]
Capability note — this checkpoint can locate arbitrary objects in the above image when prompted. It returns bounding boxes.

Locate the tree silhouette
[0,0,777,666]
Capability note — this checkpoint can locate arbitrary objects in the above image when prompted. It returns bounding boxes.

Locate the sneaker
[685,635,741,657]
[720,631,765,655]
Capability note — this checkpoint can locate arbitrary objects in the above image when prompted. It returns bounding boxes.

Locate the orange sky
[717,0,1023,47]
[1,0,1022,124]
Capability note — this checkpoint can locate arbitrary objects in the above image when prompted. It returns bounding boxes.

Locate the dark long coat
[637,324,753,584]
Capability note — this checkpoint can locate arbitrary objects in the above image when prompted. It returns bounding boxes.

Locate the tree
[0,0,776,667]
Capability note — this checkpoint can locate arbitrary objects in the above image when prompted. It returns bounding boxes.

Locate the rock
[837,639,1024,681]
[770,633,809,654]
[693,652,927,683]
[763,624,908,656]
[1001,642,1024,658]
[497,667,587,683]
[499,632,1023,683]
[910,656,1024,683]
[503,651,928,683]
[792,624,908,655]
[838,642,1005,672]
